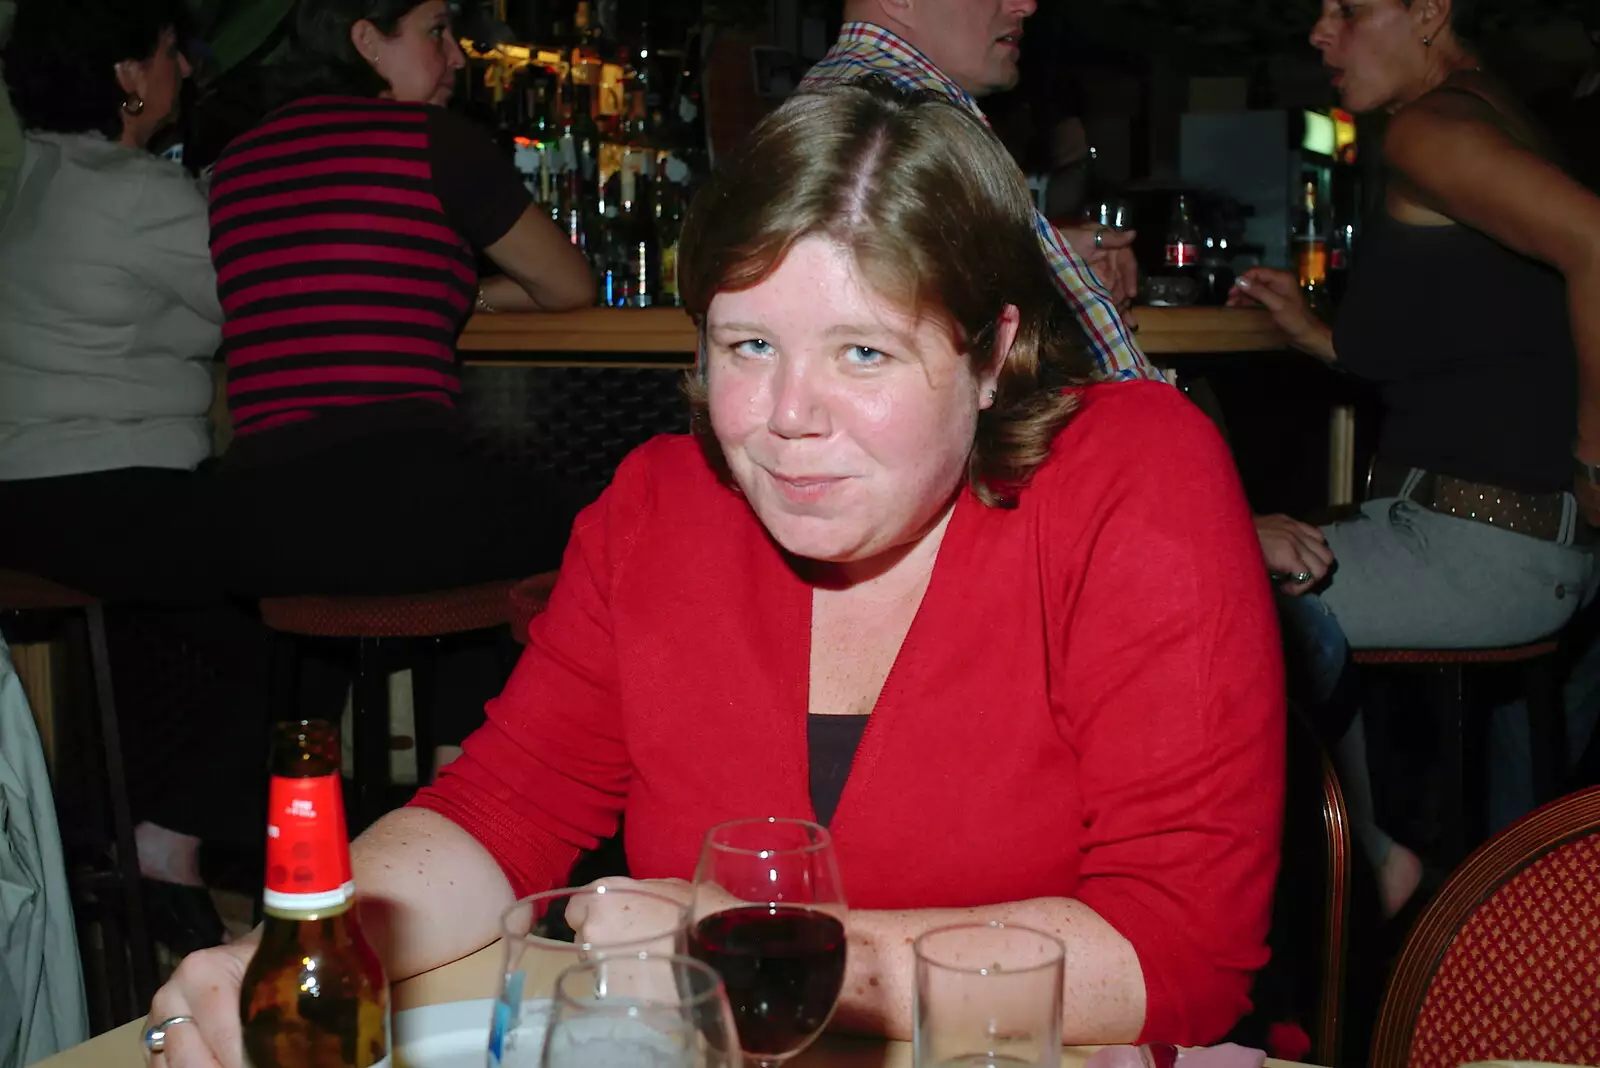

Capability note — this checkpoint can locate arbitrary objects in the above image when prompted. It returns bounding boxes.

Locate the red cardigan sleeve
[407,440,663,896]
[1048,386,1285,1044]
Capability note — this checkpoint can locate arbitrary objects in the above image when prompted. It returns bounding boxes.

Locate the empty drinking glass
[489,884,690,1068]
[538,952,741,1068]
[913,922,1065,1068]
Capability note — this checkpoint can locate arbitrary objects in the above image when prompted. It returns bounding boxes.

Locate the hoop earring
[121,93,145,116]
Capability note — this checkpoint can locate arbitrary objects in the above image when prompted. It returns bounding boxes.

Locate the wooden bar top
[458,306,1285,361]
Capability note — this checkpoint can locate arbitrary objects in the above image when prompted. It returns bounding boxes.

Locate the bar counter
[458,306,1285,363]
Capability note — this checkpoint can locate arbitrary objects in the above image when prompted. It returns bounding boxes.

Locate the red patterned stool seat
[259,580,519,831]
[260,580,515,639]
[508,572,559,645]
[1350,640,1558,666]
[0,568,97,610]
[1373,787,1600,1068]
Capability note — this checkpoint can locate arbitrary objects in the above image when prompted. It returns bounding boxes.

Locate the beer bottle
[240,720,389,1068]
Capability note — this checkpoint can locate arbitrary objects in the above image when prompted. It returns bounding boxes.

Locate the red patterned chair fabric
[0,568,96,610]
[260,580,516,639]
[508,572,559,645]
[1371,787,1600,1068]
[1350,640,1558,666]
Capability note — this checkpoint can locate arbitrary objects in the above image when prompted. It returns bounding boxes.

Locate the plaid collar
[814,21,986,120]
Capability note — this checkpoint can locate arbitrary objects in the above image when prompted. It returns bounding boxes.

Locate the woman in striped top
[209,0,593,597]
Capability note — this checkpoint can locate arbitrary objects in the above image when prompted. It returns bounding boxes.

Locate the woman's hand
[1227,268,1336,361]
[144,937,258,1067]
[1254,513,1334,595]
[564,876,694,954]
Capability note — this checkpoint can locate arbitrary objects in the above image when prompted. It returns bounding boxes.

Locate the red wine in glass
[691,817,848,1066]
[688,904,846,1057]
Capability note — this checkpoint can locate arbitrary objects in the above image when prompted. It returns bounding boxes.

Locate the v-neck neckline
[784,488,976,837]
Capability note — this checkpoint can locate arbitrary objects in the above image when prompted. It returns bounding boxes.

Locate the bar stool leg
[411,638,438,787]
[85,602,157,1014]
[351,637,390,832]
[1524,654,1567,804]
[1437,663,1468,866]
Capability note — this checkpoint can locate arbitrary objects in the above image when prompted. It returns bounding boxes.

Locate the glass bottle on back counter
[241,720,389,1068]
[1293,179,1332,318]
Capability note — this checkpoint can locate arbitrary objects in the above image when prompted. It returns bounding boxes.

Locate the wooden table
[39,939,1311,1068]
[456,306,1287,365]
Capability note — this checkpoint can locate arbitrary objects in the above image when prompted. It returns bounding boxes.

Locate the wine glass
[539,951,741,1068]
[687,817,848,1067]
[489,885,690,1068]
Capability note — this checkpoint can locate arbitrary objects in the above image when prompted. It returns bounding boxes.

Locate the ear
[1415,0,1453,36]
[350,18,378,62]
[113,59,142,97]
[978,304,1020,407]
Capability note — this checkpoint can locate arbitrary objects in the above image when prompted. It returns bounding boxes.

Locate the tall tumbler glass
[489,884,690,1068]
[538,951,741,1068]
[912,922,1065,1068]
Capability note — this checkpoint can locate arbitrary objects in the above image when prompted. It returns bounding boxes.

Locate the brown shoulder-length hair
[678,78,1098,508]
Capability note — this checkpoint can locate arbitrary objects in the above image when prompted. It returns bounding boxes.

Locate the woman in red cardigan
[147,81,1284,1062]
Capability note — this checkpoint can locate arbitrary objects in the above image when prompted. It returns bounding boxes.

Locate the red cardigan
[412,381,1285,1044]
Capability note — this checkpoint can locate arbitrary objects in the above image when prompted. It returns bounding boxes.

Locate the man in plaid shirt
[800,0,1161,382]
[801,0,1337,592]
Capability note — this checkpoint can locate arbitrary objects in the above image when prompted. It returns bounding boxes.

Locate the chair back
[1371,786,1600,1068]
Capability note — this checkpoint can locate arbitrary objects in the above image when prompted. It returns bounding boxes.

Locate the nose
[1309,11,1336,50]
[765,358,830,440]
[446,34,467,70]
[1011,0,1038,16]
[179,52,193,78]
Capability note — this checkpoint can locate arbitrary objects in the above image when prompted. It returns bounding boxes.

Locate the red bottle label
[1165,242,1199,268]
[263,774,354,913]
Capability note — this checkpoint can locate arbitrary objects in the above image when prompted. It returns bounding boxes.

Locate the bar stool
[0,570,156,1030]
[1351,639,1564,864]
[259,581,516,832]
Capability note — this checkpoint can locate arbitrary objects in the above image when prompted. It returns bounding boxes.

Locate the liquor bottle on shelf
[1293,178,1332,317]
[239,720,388,1068]
[654,176,684,307]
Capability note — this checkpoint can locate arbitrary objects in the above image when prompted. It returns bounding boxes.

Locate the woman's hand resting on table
[1227,268,1337,362]
[1254,514,1334,595]
[144,934,259,1067]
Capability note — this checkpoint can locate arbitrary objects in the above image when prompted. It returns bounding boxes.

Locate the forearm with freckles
[349,806,516,982]
[831,897,1146,1044]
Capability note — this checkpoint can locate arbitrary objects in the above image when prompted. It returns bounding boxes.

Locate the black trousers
[214,428,576,597]
[3,436,575,845]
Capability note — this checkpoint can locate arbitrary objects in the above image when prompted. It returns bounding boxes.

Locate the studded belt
[1367,459,1592,546]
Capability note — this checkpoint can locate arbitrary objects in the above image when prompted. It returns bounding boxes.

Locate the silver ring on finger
[1094,227,1105,249]
[1293,570,1313,584]
[144,1016,195,1055]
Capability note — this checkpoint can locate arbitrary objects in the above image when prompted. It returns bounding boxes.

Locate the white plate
[394,998,494,1068]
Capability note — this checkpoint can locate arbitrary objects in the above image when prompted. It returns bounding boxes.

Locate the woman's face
[705,236,1012,570]
[362,1,465,106]
[1310,0,1433,113]
[118,26,190,145]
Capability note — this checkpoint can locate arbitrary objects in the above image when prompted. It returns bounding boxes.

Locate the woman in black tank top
[1228,0,1600,919]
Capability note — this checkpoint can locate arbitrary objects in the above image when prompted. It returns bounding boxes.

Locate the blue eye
[733,338,773,358]
[845,345,886,366]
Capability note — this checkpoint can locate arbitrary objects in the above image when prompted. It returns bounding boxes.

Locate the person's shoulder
[1024,380,1229,502]
[605,433,726,506]
[1060,379,1216,451]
